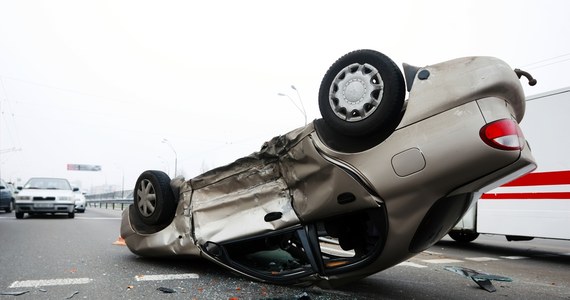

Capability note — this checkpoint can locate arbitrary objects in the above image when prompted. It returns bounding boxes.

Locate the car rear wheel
[134,170,176,226]
[317,49,405,152]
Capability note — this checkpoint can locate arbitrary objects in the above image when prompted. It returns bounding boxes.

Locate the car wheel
[134,170,176,226]
[15,212,24,219]
[317,49,405,150]
[68,212,75,219]
[448,230,479,243]
[6,201,13,213]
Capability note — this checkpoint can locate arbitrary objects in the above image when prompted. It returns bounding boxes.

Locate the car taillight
[479,119,525,151]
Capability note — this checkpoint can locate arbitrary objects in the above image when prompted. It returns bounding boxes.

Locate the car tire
[317,49,405,151]
[6,201,14,213]
[15,212,24,219]
[68,212,75,219]
[448,230,479,243]
[134,170,176,226]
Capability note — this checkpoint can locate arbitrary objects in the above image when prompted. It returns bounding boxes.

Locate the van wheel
[134,170,176,226]
[15,212,24,219]
[449,230,479,243]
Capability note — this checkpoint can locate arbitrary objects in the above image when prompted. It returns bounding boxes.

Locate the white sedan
[15,177,77,219]
[74,190,87,213]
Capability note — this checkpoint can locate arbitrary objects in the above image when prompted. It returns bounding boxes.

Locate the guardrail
[87,198,133,211]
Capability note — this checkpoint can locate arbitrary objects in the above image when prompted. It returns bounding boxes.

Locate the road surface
[0,208,568,299]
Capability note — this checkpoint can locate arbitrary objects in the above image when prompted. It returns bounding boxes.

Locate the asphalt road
[0,208,568,299]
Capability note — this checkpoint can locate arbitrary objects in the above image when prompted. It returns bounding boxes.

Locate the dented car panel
[120,50,536,287]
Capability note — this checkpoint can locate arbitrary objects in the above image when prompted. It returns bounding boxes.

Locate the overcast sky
[1,0,569,192]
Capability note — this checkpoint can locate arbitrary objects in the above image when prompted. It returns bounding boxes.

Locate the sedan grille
[33,197,56,201]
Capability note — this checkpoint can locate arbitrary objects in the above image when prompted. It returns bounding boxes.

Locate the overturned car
[121,49,537,287]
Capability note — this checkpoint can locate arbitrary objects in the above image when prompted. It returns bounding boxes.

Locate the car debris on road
[444,266,513,292]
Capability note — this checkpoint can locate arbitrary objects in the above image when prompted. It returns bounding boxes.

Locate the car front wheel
[134,170,176,226]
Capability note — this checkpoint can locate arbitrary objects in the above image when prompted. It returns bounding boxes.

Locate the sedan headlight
[15,196,31,201]
[59,196,73,201]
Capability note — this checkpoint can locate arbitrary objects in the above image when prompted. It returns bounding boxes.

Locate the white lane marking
[135,274,200,281]
[465,257,499,262]
[422,258,463,264]
[9,278,92,288]
[398,261,427,268]
[500,256,529,260]
[75,217,121,220]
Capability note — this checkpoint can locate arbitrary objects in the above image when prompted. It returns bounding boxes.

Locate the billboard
[67,164,102,171]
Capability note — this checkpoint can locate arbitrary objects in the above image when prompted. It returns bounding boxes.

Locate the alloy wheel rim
[329,63,384,122]
[137,179,156,217]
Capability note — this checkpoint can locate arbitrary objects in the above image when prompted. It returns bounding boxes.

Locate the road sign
[67,164,102,171]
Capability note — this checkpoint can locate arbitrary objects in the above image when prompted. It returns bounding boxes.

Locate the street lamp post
[161,139,178,177]
[290,85,307,125]
[277,85,307,125]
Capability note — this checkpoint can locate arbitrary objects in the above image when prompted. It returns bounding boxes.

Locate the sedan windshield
[24,178,72,190]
